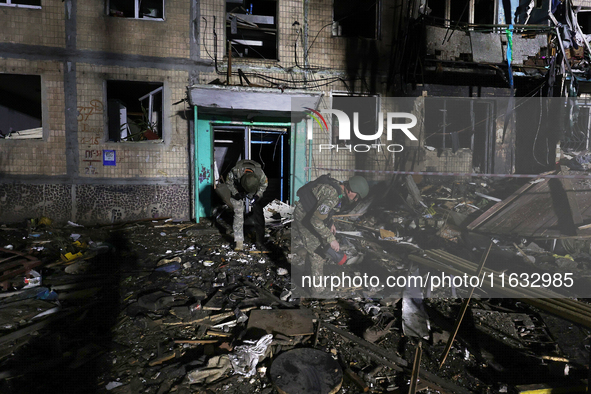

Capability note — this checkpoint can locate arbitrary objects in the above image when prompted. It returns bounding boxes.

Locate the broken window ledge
[106,15,165,22]
[424,146,472,152]
[106,139,164,145]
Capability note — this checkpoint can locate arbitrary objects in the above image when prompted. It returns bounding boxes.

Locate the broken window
[427,0,495,26]
[330,94,379,145]
[562,97,591,151]
[332,0,380,39]
[515,0,549,24]
[424,98,497,173]
[106,81,163,142]
[226,0,277,60]
[106,0,164,19]
[0,74,43,140]
[577,11,591,34]
[425,99,474,149]
[0,0,41,8]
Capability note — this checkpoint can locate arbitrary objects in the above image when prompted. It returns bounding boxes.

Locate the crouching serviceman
[292,174,369,295]
[226,159,268,251]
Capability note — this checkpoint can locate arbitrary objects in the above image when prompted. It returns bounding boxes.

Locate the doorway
[213,125,290,205]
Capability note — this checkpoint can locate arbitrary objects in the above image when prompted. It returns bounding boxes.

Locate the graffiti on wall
[78,99,104,176]
[77,99,103,123]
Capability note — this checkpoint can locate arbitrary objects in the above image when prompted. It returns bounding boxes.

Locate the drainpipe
[304,0,309,72]
[304,0,311,179]
[194,105,200,223]
[308,138,312,182]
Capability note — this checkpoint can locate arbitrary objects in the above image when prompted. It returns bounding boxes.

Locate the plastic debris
[228,334,273,377]
[277,268,288,276]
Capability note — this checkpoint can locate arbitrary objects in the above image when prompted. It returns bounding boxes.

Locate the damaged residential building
[2,0,591,223]
[4,0,591,394]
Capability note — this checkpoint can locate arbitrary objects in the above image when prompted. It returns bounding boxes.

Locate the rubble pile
[0,179,591,394]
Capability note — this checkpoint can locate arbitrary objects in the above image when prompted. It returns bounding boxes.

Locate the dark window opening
[0,0,41,7]
[427,0,494,26]
[474,0,495,25]
[424,98,496,173]
[450,0,469,25]
[333,0,379,39]
[424,99,474,150]
[107,0,164,19]
[107,80,163,142]
[0,74,42,139]
[331,95,379,146]
[563,100,591,152]
[428,0,446,20]
[226,0,277,60]
[578,12,591,34]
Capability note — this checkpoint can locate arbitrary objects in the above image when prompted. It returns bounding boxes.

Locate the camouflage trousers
[292,208,326,279]
[230,197,245,242]
[230,197,265,244]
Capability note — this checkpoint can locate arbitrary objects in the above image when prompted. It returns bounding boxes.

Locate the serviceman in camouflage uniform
[292,174,369,294]
[226,159,268,250]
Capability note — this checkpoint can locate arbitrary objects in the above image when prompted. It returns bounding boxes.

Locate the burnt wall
[0,183,190,225]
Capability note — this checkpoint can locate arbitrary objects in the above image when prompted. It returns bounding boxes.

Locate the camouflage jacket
[295,182,342,244]
[226,160,268,198]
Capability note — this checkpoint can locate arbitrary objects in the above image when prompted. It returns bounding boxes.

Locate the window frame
[225,0,278,60]
[104,80,167,143]
[427,0,497,27]
[423,98,496,159]
[0,0,41,9]
[332,0,381,39]
[330,92,380,146]
[0,73,46,142]
[105,0,165,20]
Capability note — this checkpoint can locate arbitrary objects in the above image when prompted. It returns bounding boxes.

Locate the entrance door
[213,125,290,205]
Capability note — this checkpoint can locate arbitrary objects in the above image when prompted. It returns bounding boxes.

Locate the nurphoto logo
[305,106,418,153]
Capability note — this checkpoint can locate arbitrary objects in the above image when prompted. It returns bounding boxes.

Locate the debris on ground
[0,174,591,394]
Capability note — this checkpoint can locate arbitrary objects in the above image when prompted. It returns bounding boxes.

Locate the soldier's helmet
[241,172,260,194]
[348,175,369,199]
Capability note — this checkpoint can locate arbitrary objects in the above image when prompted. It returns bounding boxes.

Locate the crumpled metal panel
[425,25,471,61]
[471,32,503,63]
[426,25,547,65]
[507,34,548,65]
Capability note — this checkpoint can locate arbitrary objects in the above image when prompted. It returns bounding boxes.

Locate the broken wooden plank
[408,342,423,394]
[163,306,257,326]
[247,309,316,337]
[439,243,492,368]
[343,367,369,392]
[323,323,475,394]
[323,323,474,394]
[467,180,541,230]
[173,339,221,344]
[148,349,184,366]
